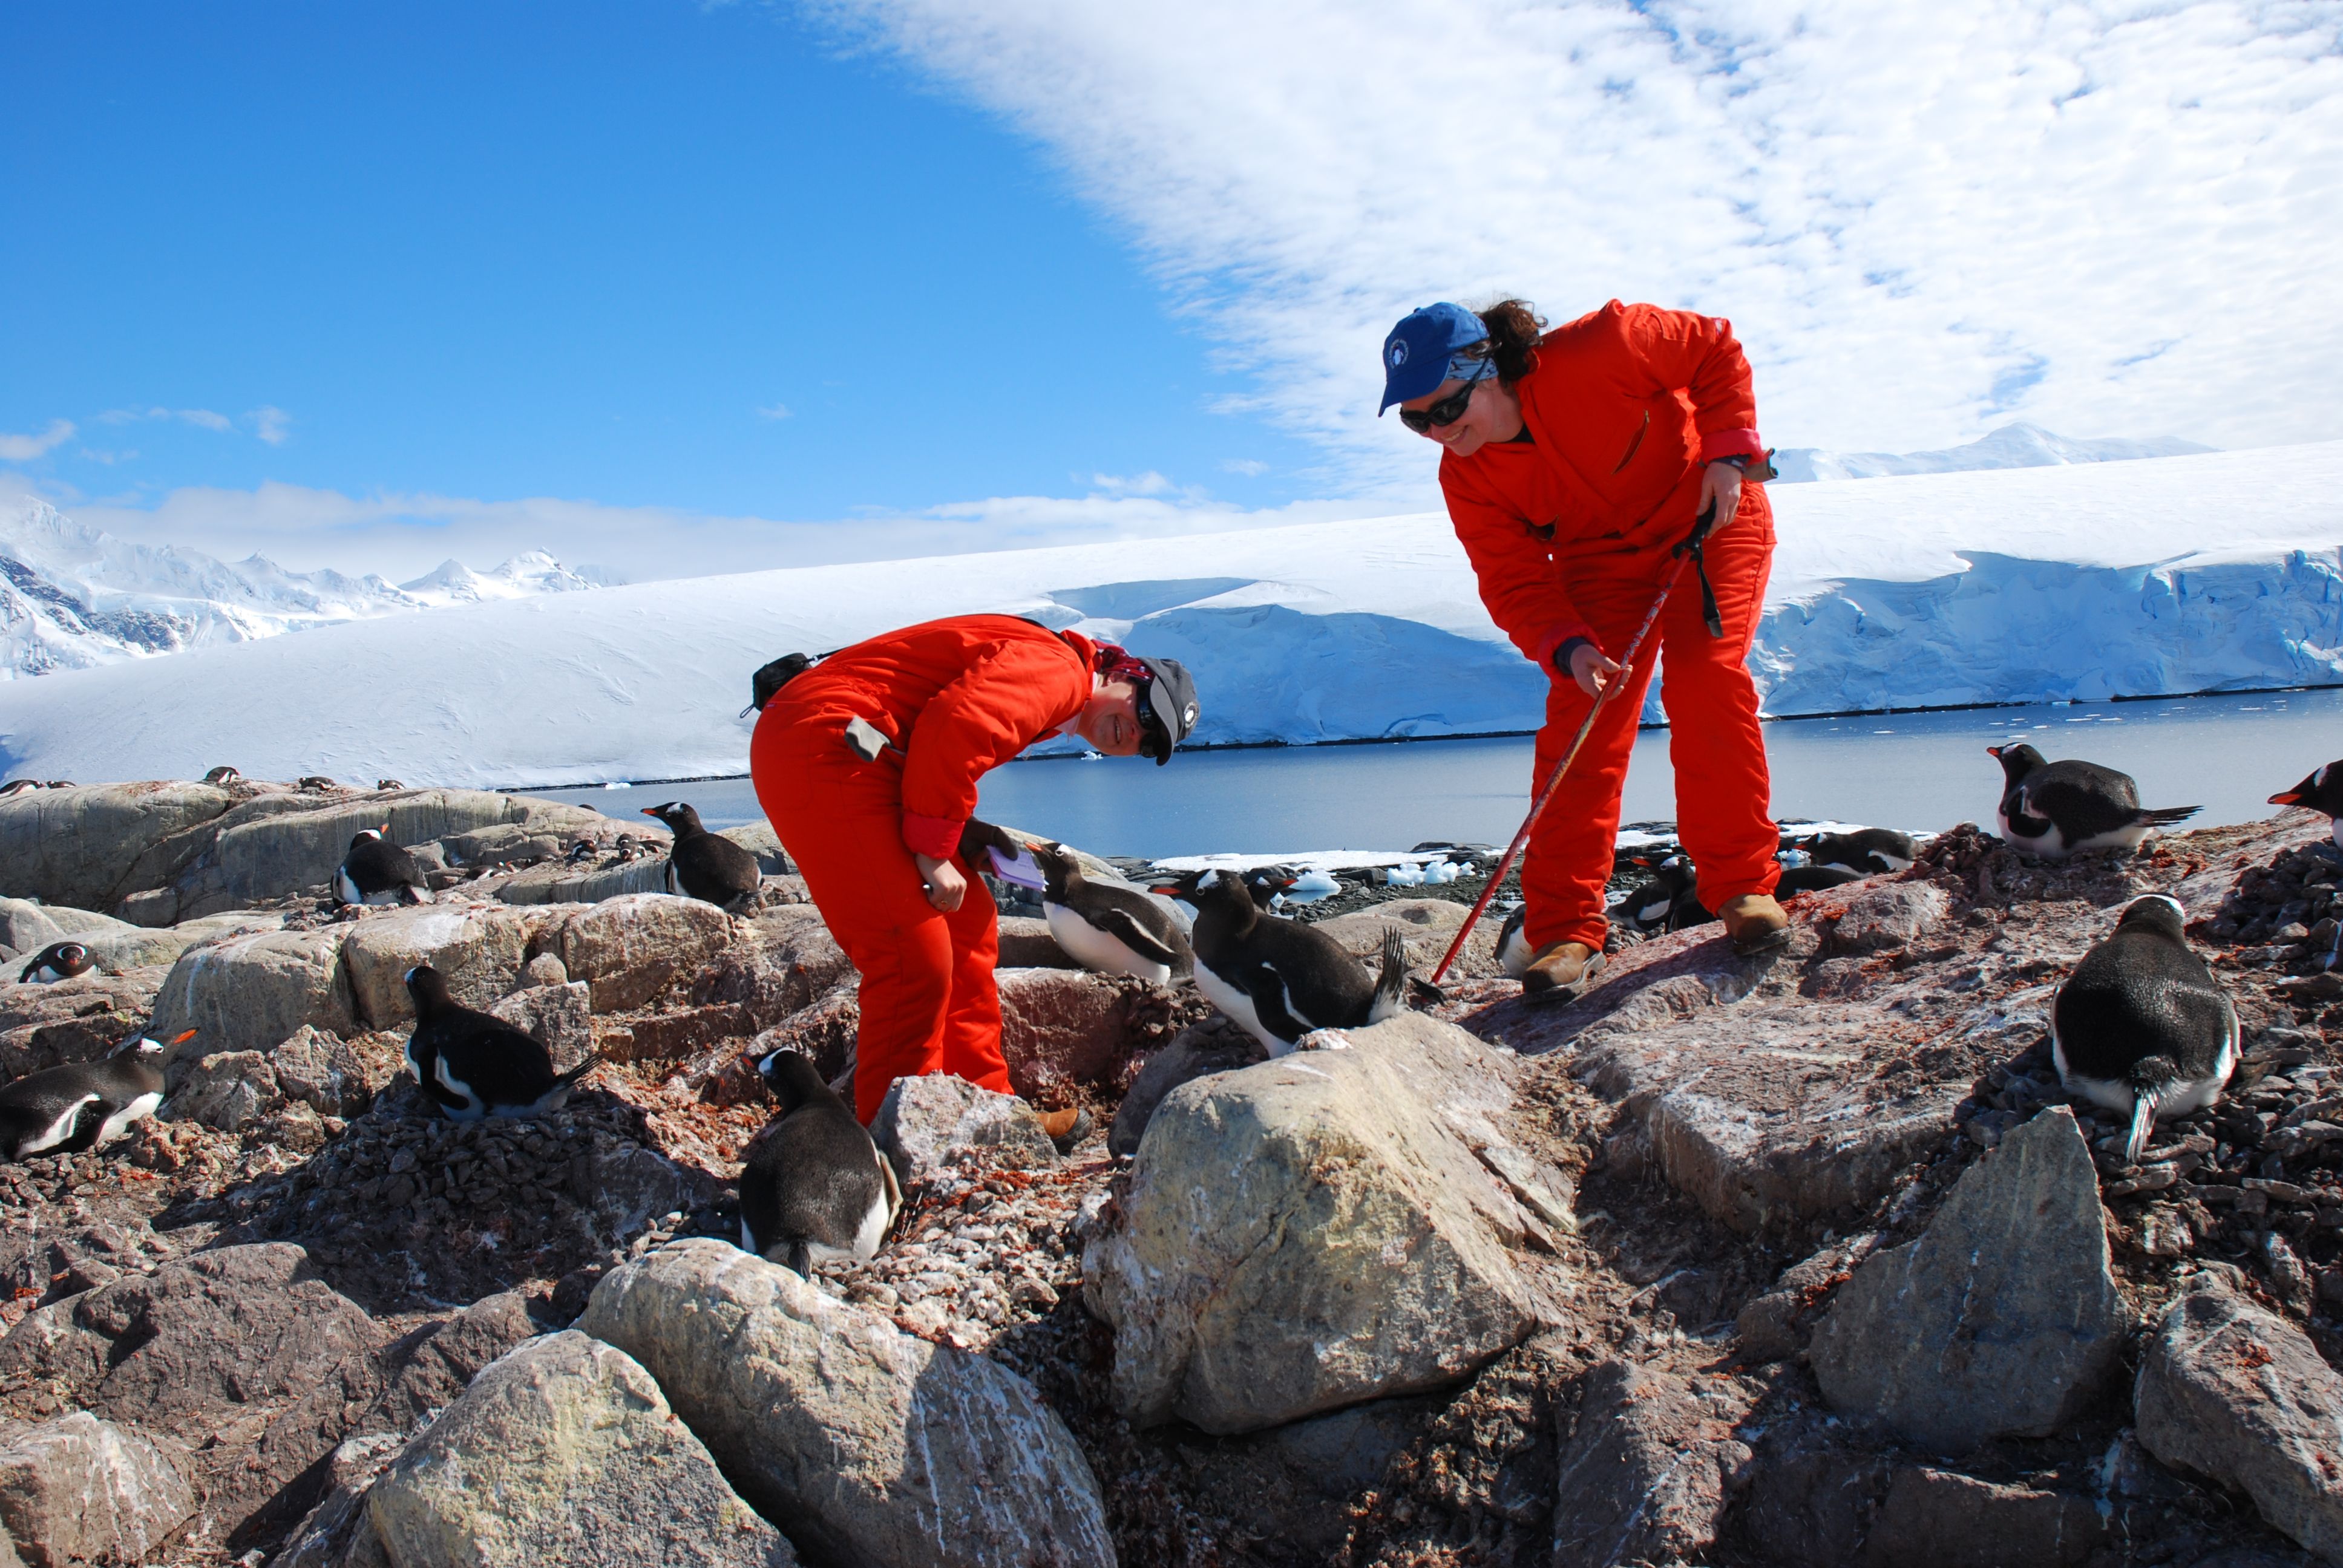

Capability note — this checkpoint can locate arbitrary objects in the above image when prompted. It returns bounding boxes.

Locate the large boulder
[1086,1014,1547,1434]
[552,894,733,1012]
[271,1432,405,1568]
[997,967,1145,1096]
[871,1073,1060,1190]
[0,898,134,953]
[494,859,669,907]
[578,1240,1112,1568]
[1550,1362,1754,1568]
[1810,1108,2125,1452]
[487,981,597,1073]
[2135,1269,2343,1559]
[0,782,235,913]
[366,1331,796,1568]
[0,1412,195,1568]
[1107,1025,1264,1158]
[0,973,164,1079]
[1860,1467,2103,1567]
[339,902,536,1027]
[148,927,356,1061]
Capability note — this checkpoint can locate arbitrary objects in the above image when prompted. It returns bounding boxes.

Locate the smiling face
[1070,679,1145,756]
[1397,374,1524,459]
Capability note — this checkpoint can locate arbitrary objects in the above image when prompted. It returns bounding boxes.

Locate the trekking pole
[1427,503,1715,988]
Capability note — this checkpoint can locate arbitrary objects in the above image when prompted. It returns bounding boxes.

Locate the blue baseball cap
[1378,302,1490,414]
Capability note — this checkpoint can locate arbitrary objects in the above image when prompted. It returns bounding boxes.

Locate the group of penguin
[332,800,760,912]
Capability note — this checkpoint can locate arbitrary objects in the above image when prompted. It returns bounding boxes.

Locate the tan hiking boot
[1037,1105,1093,1154]
[1719,893,1792,956]
[1520,939,1606,1001]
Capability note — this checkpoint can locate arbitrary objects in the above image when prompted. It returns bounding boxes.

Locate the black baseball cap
[1131,656,1199,766]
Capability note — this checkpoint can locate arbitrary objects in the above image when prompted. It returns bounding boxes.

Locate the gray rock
[994,916,1078,969]
[339,903,534,1027]
[0,782,236,913]
[271,1431,406,1568]
[370,1291,543,1436]
[1087,1013,1545,1434]
[0,1411,194,1568]
[1549,1360,1754,1568]
[578,1239,1112,1568]
[1827,882,1950,955]
[2136,1269,2343,1560]
[1159,1396,1434,1560]
[148,926,355,1060]
[270,1026,384,1118]
[367,1331,796,1567]
[1109,1027,1263,1158]
[744,988,860,1088]
[1740,1442,1892,1566]
[1811,1108,2123,1452]
[574,1146,715,1247]
[488,980,597,1073]
[494,858,670,907]
[1734,1235,1881,1365]
[871,1072,1060,1189]
[164,1048,281,1130]
[551,893,735,1012]
[1860,1467,2102,1567]
[717,820,792,874]
[997,965,1156,1096]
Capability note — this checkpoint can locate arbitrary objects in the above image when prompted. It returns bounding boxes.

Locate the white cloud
[755,403,793,420]
[249,407,292,445]
[819,0,2343,461]
[1221,459,1270,477]
[0,420,76,462]
[1087,470,1176,497]
[94,406,241,433]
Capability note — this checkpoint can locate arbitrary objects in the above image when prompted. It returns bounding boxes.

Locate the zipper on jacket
[1611,410,1650,474]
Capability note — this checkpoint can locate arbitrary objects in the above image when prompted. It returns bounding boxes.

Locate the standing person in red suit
[749,615,1200,1129]
[1380,298,1789,998]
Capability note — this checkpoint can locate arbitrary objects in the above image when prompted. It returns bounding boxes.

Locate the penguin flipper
[1238,964,1309,1046]
[1089,909,1182,968]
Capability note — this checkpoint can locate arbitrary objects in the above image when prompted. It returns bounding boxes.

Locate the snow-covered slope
[1772,421,2213,483]
[0,443,2335,787]
[0,500,603,678]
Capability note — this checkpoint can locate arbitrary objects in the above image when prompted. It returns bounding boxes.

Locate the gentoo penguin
[403,965,595,1120]
[1165,870,1408,1056]
[564,838,599,864]
[297,776,339,791]
[376,778,405,790]
[17,942,94,984]
[2051,895,2238,1163]
[739,1048,902,1276]
[1794,828,1918,875]
[1030,841,1193,984]
[202,765,241,784]
[1775,864,1867,898]
[0,1028,192,1161]
[1988,744,2200,858]
[1625,855,1711,932]
[2269,762,2343,851]
[640,803,761,907]
[1495,906,1533,978]
[0,780,42,797]
[336,828,434,906]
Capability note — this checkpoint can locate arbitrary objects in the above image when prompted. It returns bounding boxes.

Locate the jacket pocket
[1610,410,1650,475]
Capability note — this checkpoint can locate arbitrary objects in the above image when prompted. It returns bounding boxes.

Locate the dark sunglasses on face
[1398,363,1492,434]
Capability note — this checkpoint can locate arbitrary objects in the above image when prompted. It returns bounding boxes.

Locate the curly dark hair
[1463,298,1547,384]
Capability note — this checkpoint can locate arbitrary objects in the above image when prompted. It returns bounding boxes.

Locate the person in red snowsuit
[749,615,1199,1124]
[1380,298,1789,996]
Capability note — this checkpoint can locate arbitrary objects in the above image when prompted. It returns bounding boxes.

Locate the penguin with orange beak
[2270,762,2343,851]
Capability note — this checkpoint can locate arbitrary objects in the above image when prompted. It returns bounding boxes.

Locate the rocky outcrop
[0,782,236,913]
[2135,1269,2343,1560]
[1810,1108,2125,1452]
[271,1432,405,1568]
[487,979,596,1072]
[1549,1361,1754,1568]
[149,927,356,1060]
[1086,1013,1548,1434]
[578,1240,1113,1568]
[365,1331,797,1567]
[552,894,734,1012]
[1108,1024,1263,1158]
[1860,1466,2103,1567]
[339,902,536,1027]
[872,1073,1060,1190]
[0,1411,195,1568]
[0,898,134,953]
[0,971,168,1079]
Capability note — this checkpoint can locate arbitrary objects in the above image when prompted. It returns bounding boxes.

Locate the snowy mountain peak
[1772,421,2215,483]
[398,551,598,606]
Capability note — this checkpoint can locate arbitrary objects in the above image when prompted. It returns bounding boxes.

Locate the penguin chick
[0,1028,191,1161]
[1165,870,1407,1056]
[404,965,594,1120]
[641,802,761,908]
[337,827,434,906]
[2269,762,2343,852]
[18,942,93,985]
[739,1048,902,1276]
[1030,841,1193,983]
[1988,744,2200,858]
[2052,895,2238,1164]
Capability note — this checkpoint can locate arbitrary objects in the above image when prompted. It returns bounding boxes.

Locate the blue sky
[7,1,2339,584]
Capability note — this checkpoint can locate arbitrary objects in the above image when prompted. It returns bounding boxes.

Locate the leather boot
[1520,939,1606,1001]
[1038,1105,1093,1154]
[1719,893,1792,956]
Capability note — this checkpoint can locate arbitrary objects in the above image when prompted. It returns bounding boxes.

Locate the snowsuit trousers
[1523,491,1781,953]
[750,701,1012,1125]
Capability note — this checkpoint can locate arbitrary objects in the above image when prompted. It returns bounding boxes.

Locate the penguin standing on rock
[1030,841,1192,983]
[337,828,434,906]
[2268,762,2343,851]
[1165,870,1409,1056]
[2053,895,2238,1164]
[18,942,94,984]
[403,965,595,1120]
[641,803,761,908]
[0,1028,192,1161]
[738,1048,902,1276]
[1988,744,2200,858]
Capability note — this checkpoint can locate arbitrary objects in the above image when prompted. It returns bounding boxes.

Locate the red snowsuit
[749,616,1099,1123]
[1440,301,1780,953]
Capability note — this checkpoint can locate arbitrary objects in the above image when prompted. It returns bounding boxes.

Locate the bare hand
[1570,642,1625,701]
[1696,460,1744,534]
[915,853,966,912]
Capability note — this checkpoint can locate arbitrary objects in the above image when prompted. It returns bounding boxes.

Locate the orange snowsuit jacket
[1438,300,1766,667]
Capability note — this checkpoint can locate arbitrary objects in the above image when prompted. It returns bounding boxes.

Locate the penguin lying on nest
[1988,744,2200,858]
[0,1028,193,1161]
[18,942,94,985]
[738,1048,902,1276]
[2053,895,2238,1164]
[1164,869,1409,1056]
[1029,841,1193,984]
[2269,762,2343,851]
[337,828,434,906]
[1788,828,1918,875]
[641,802,761,909]
[404,965,596,1120]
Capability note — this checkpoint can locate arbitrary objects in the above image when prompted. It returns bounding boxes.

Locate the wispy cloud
[755,403,793,420]
[0,420,76,462]
[819,0,2343,460]
[1221,459,1270,477]
[249,407,292,445]
[96,406,238,433]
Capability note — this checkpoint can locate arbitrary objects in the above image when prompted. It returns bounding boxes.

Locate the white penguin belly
[2061,823,2151,854]
[1044,903,1171,984]
[1194,961,1284,1057]
[433,1058,488,1120]
[335,869,362,905]
[1497,925,1533,979]
[92,1091,162,1149]
[1997,802,2064,858]
[20,1094,100,1156]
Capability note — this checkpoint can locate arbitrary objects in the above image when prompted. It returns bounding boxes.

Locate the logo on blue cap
[1378,302,1490,415]
[1388,341,1408,368]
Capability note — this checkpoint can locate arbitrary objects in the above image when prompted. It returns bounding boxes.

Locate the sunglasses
[1398,363,1492,434]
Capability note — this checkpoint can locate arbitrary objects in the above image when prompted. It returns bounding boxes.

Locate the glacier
[0,442,2335,788]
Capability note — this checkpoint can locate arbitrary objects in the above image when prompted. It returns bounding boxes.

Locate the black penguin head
[1027,841,1081,899]
[404,964,453,1013]
[350,828,384,849]
[756,1048,830,1112]
[2270,761,2343,815]
[1244,866,1299,908]
[2113,894,2189,944]
[120,1027,197,1059]
[641,802,704,835]
[47,942,91,976]
[1988,743,2046,787]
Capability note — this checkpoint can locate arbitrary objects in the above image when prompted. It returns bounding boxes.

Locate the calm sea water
[520,688,2341,861]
